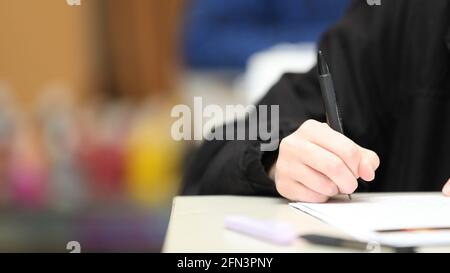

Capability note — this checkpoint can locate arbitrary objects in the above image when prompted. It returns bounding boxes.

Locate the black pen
[317,51,352,200]
[301,234,416,253]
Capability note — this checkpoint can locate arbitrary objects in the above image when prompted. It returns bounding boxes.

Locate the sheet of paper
[290,193,450,247]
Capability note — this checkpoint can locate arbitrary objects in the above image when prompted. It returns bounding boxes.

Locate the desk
[163,194,450,253]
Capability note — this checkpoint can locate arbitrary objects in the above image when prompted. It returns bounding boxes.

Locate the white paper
[290,193,450,247]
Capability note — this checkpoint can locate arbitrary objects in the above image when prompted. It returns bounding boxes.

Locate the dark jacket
[182,0,450,196]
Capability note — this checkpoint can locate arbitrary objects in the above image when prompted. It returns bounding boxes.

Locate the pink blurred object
[7,123,48,209]
[9,162,47,208]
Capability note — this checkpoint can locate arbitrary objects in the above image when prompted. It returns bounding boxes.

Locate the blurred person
[182,0,450,202]
[183,0,350,68]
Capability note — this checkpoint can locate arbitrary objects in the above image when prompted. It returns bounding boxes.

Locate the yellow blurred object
[125,103,182,207]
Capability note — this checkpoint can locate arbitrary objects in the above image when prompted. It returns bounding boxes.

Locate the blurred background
[0,0,349,252]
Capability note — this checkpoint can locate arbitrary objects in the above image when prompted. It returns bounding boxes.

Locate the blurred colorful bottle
[78,103,129,201]
[80,140,125,200]
[125,102,182,207]
[8,120,48,209]
[35,86,86,211]
[0,83,17,206]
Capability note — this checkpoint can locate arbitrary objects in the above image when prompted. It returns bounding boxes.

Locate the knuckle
[278,141,292,155]
[279,137,288,149]
[299,119,318,131]
[278,140,299,161]
[279,135,296,150]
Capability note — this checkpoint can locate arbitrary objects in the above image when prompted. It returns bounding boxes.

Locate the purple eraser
[224,216,297,245]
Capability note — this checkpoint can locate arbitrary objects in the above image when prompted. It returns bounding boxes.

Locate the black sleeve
[181,0,389,196]
[181,71,324,196]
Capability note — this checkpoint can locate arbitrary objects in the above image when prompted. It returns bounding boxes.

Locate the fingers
[273,119,381,203]
[274,148,335,201]
[443,178,450,196]
[360,147,380,170]
[300,120,380,180]
[282,161,339,197]
[301,120,361,177]
[275,177,329,203]
[358,147,380,181]
[297,139,358,194]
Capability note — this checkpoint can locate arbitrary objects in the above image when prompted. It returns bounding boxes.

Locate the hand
[442,178,450,196]
[272,119,380,203]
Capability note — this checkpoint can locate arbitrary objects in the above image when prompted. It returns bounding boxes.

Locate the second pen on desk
[317,51,351,200]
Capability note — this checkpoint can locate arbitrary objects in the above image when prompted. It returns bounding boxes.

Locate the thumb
[357,147,380,182]
[442,178,450,196]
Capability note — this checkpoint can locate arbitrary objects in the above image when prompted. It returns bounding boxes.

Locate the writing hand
[271,119,380,203]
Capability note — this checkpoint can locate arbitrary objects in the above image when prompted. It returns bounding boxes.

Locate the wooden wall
[0,0,183,106]
[0,0,101,105]
[103,0,183,100]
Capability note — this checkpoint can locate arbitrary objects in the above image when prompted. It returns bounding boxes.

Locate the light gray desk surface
[163,193,450,253]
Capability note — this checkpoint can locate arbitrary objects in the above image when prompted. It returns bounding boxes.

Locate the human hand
[272,119,380,203]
